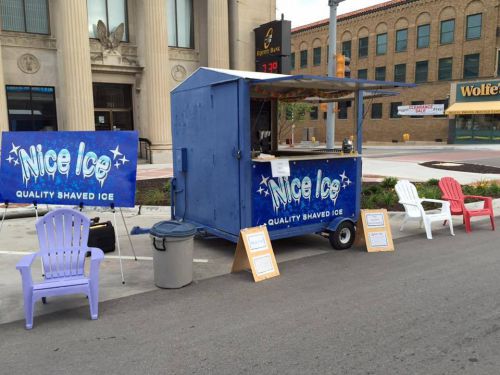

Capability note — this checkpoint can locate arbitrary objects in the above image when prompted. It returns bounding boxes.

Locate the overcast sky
[276,0,389,28]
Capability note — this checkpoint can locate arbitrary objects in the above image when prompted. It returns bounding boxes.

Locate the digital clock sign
[254,19,291,74]
[258,59,280,74]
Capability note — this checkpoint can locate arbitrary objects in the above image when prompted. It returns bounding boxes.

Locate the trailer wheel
[329,221,355,250]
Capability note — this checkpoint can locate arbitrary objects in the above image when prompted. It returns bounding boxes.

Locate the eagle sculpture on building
[96,20,125,52]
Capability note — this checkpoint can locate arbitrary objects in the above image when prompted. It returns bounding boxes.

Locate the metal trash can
[150,221,196,289]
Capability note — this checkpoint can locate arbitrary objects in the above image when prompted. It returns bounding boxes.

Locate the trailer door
[211,82,241,235]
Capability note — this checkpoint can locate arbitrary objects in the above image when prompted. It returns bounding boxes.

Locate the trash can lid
[150,221,197,238]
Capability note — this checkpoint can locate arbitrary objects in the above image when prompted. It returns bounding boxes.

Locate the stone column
[208,0,230,68]
[142,0,172,163]
[0,25,9,154]
[0,40,9,135]
[55,0,94,130]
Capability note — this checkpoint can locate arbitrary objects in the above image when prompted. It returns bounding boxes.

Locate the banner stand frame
[111,205,126,285]
[0,201,8,236]
[77,202,139,285]
[119,208,138,262]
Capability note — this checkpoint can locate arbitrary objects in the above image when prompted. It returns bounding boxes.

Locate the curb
[3,199,500,220]
[1,204,171,220]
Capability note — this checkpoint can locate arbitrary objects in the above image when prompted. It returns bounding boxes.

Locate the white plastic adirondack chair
[16,208,104,329]
[395,180,454,240]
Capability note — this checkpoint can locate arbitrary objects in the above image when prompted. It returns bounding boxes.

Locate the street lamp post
[326,0,345,149]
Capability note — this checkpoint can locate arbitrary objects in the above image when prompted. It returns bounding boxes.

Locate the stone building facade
[290,0,500,144]
[0,0,276,162]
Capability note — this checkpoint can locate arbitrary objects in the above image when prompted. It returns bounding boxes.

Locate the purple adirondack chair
[16,208,104,329]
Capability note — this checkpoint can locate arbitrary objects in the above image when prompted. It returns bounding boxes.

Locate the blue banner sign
[252,158,358,230]
[0,131,138,207]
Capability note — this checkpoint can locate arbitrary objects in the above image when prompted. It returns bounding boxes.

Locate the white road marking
[0,251,209,263]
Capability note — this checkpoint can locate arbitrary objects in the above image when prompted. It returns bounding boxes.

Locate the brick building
[290,0,500,144]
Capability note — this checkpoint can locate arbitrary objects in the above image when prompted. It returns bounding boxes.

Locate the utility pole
[326,0,345,149]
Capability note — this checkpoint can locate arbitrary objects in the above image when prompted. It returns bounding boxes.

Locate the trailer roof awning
[446,101,500,115]
[250,75,415,101]
[172,68,416,100]
[303,90,400,103]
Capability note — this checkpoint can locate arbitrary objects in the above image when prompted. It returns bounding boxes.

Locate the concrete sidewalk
[0,199,498,327]
[363,158,500,184]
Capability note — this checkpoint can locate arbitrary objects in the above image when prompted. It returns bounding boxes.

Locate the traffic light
[335,54,351,78]
[344,56,351,78]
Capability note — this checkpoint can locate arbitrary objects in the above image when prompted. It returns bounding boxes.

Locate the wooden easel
[231,225,280,282]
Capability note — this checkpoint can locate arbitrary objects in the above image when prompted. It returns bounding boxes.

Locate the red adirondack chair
[438,177,495,233]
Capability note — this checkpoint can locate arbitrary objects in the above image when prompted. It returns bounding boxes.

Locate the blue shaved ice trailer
[171,68,413,249]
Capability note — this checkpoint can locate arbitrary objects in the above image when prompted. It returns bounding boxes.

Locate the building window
[358,37,368,58]
[415,61,428,83]
[390,102,402,118]
[342,40,351,59]
[464,53,480,78]
[417,24,430,48]
[375,66,386,81]
[440,19,455,45]
[466,13,482,40]
[411,100,424,118]
[290,52,295,70]
[167,0,194,48]
[438,57,453,81]
[394,64,406,82]
[395,28,408,52]
[358,69,368,80]
[0,0,49,34]
[313,47,321,66]
[433,99,448,118]
[310,106,318,120]
[371,103,383,119]
[6,86,57,131]
[376,33,387,55]
[300,50,308,68]
[338,102,348,120]
[88,0,128,41]
[497,50,500,76]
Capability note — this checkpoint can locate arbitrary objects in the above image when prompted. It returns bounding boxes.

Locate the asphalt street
[1,220,500,375]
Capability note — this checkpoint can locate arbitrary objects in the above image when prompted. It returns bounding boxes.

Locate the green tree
[277,101,313,143]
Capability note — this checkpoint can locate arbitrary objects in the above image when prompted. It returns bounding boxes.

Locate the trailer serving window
[249,75,402,158]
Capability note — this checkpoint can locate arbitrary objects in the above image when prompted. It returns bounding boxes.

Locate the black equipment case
[88,218,116,253]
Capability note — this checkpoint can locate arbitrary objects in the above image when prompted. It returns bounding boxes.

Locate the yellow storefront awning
[446,101,500,115]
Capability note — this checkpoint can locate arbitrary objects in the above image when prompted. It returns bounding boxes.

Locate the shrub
[361,194,378,209]
[363,184,382,196]
[462,185,475,195]
[426,178,440,186]
[376,191,398,208]
[488,182,500,196]
[380,177,398,189]
[474,184,488,196]
[417,184,441,200]
[142,189,166,205]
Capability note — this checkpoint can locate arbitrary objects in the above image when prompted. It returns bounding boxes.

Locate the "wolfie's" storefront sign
[456,80,500,102]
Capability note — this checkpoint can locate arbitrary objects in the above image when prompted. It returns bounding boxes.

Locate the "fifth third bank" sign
[0,131,138,207]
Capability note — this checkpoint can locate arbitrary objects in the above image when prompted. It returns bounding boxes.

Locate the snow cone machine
[170,68,413,249]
